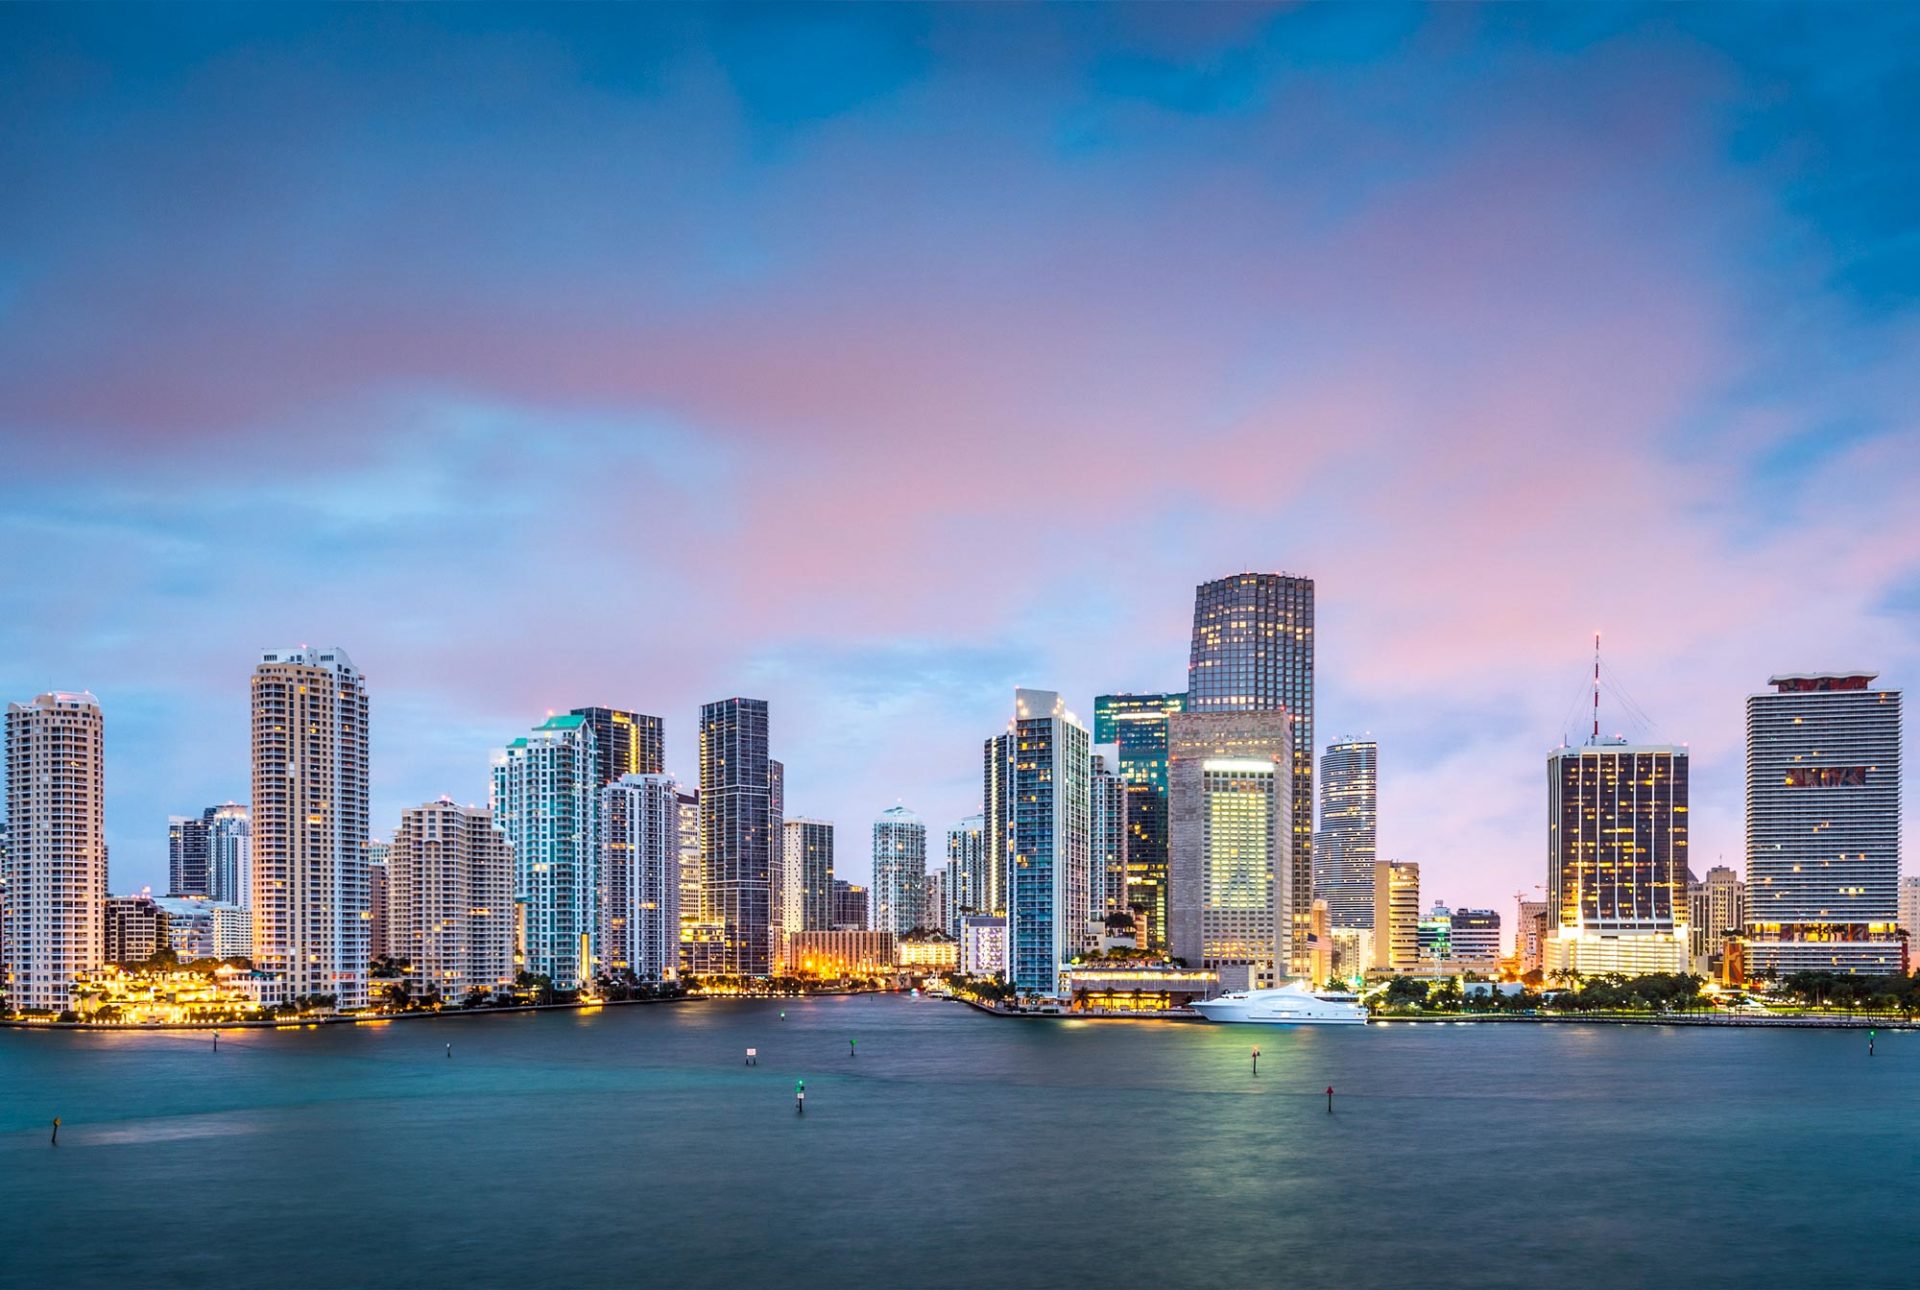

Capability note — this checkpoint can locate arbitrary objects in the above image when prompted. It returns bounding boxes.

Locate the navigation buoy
[51,1117,60,1146]
[795,1079,806,1114]
[1252,1046,1260,1076]
[446,1043,452,1059]
[1326,1085,1335,1113]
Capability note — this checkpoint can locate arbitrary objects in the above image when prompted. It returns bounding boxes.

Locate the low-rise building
[897,931,958,973]
[786,930,897,979]
[959,915,1007,978]
[1060,963,1218,1012]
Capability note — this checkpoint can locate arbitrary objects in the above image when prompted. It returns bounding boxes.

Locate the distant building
[1371,861,1420,971]
[923,869,946,936]
[251,648,369,1010]
[492,712,599,991]
[600,774,683,983]
[786,930,896,979]
[1315,739,1378,929]
[783,818,835,934]
[1167,709,1293,990]
[206,804,251,908]
[1329,927,1373,982]
[105,894,168,965]
[1004,690,1092,997]
[149,898,251,961]
[1092,691,1187,950]
[897,931,958,973]
[959,914,1008,977]
[389,798,515,1002]
[1901,876,1920,946]
[1688,866,1745,974]
[5,691,107,1011]
[698,698,780,977]
[570,707,664,786]
[944,814,987,933]
[1450,908,1500,961]
[675,788,703,966]
[1544,739,1691,977]
[1514,897,1548,975]
[365,839,391,962]
[982,731,1013,918]
[872,806,927,936]
[1187,572,1314,969]
[167,813,211,898]
[1417,902,1453,961]
[1089,746,1130,930]
[831,879,869,932]
[1743,673,1903,976]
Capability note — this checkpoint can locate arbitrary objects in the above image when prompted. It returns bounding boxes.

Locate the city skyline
[2,6,1917,928]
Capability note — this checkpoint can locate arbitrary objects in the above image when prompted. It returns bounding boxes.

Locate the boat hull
[1191,987,1368,1026]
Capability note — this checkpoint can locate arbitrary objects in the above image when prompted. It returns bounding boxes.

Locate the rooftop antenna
[1591,632,1601,745]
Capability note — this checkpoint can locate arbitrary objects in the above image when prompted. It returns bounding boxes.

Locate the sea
[2,996,1913,1288]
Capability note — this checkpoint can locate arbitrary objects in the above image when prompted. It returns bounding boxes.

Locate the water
[2,997,1914,1288]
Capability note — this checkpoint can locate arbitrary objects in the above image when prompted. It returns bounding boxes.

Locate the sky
[3,3,1917,934]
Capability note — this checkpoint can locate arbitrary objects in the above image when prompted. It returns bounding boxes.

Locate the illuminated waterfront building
[4,692,107,1012]
[492,712,599,991]
[783,818,835,934]
[675,788,704,969]
[872,806,927,936]
[1688,866,1745,973]
[1329,927,1373,982]
[1092,691,1187,950]
[698,698,780,977]
[1005,689,1092,997]
[1062,962,1218,1012]
[570,707,665,786]
[1417,901,1452,960]
[1371,861,1420,971]
[786,930,896,979]
[1544,738,1691,977]
[1187,573,1314,970]
[944,814,987,934]
[251,649,370,1010]
[1743,672,1904,975]
[390,797,515,1002]
[365,839,390,961]
[1450,908,1501,961]
[1315,739,1378,929]
[897,930,958,973]
[1167,709,1293,990]
[600,774,683,983]
[1090,747,1130,930]
[831,879,869,932]
[959,914,1007,977]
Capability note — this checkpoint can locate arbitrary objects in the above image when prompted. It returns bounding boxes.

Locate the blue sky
[2,4,1916,927]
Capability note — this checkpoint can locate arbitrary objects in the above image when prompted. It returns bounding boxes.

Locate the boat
[1190,981,1368,1026]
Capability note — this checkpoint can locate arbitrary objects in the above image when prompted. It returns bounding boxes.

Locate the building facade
[1450,908,1501,961]
[1006,690,1092,997]
[983,731,1013,918]
[1090,747,1130,931]
[600,774,683,983]
[783,818,835,935]
[1315,739,1378,929]
[250,649,369,1010]
[4,692,106,1012]
[492,712,599,991]
[570,707,665,786]
[1744,672,1903,975]
[785,930,896,979]
[944,814,987,934]
[1167,710,1293,990]
[958,914,1008,977]
[1515,897,1548,975]
[1371,861,1420,970]
[1092,691,1187,950]
[389,798,515,1002]
[105,894,167,965]
[871,806,927,936]
[698,698,779,977]
[206,803,251,908]
[1688,865,1746,972]
[1187,573,1314,969]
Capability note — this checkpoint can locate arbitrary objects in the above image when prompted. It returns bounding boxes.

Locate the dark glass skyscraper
[571,707,665,786]
[1187,572,1315,973]
[1315,739,1378,929]
[698,697,775,976]
[1092,691,1186,948]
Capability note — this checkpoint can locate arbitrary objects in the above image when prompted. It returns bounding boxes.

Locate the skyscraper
[365,838,391,961]
[768,759,785,969]
[945,814,987,931]
[872,806,927,936]
[783,818,835,935]
[1315,739,1378,929]
[1092,691,1187,949]
[1900,876,1920,947]
[206,803,251,908]
[600,773,683,983]
[1688,865,1746,972]
[983,732,1013,917]
[698,698,778,977]
[1371,861,1420,971]
[1744,672,1903,975]
[1090,747,1130,929]
[1006,689,1092,997]
[389,797,515,1002]
[1545,739,1691,976]
[570,707,665,786]
[4,692,106,1011]
[1187,573,1314,970]
[1167,710,1293,990]
[492,712,599,991]
[167,812,210,898]
[251,648,369,1010]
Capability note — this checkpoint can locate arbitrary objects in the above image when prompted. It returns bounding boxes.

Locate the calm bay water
[2,997,1914,1288]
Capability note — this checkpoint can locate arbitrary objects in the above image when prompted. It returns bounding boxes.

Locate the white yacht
[1191,981,1368,1026]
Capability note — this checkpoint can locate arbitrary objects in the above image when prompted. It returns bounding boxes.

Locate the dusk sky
[3,3,1916,927]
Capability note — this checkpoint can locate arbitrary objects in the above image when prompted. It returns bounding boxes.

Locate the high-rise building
[1006,689,1092,997]
[389,798,515,1002]
[1688,865,1746,972]
[1450,908,1500,961]
[251,649,369,1010]
[105,894,167,965]
[7,693,108,1011]
[1315,740,1378,930]
[1090,747,1131,935]
[783,819,835,935]
[1514,896,1548,975]
[944,815,987,934]
[492,712,599,991]
[167,813,211,898]
[1167,709,1293,990]
[768,759,785,969]
[1371,861,1420,971]
[1900,876,1920,947]
[675,788,703,955]
[698,698,779,977]
[1544,739,1691,976]
[365,838,391,962]
[983,732,1013,917]
[206,803,251,908]
[831,878,869,932]
[570,707,665,786]
[1092,692,1187,949]
[1417,901,1453,961]
[871,806,927,937]
[599,774,682,983]
[923,869,946,937]
[1187,572,1314,967]
[1744,672,1904,975]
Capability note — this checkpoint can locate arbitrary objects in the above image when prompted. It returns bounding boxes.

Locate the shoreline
[961,999,1919,1030]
